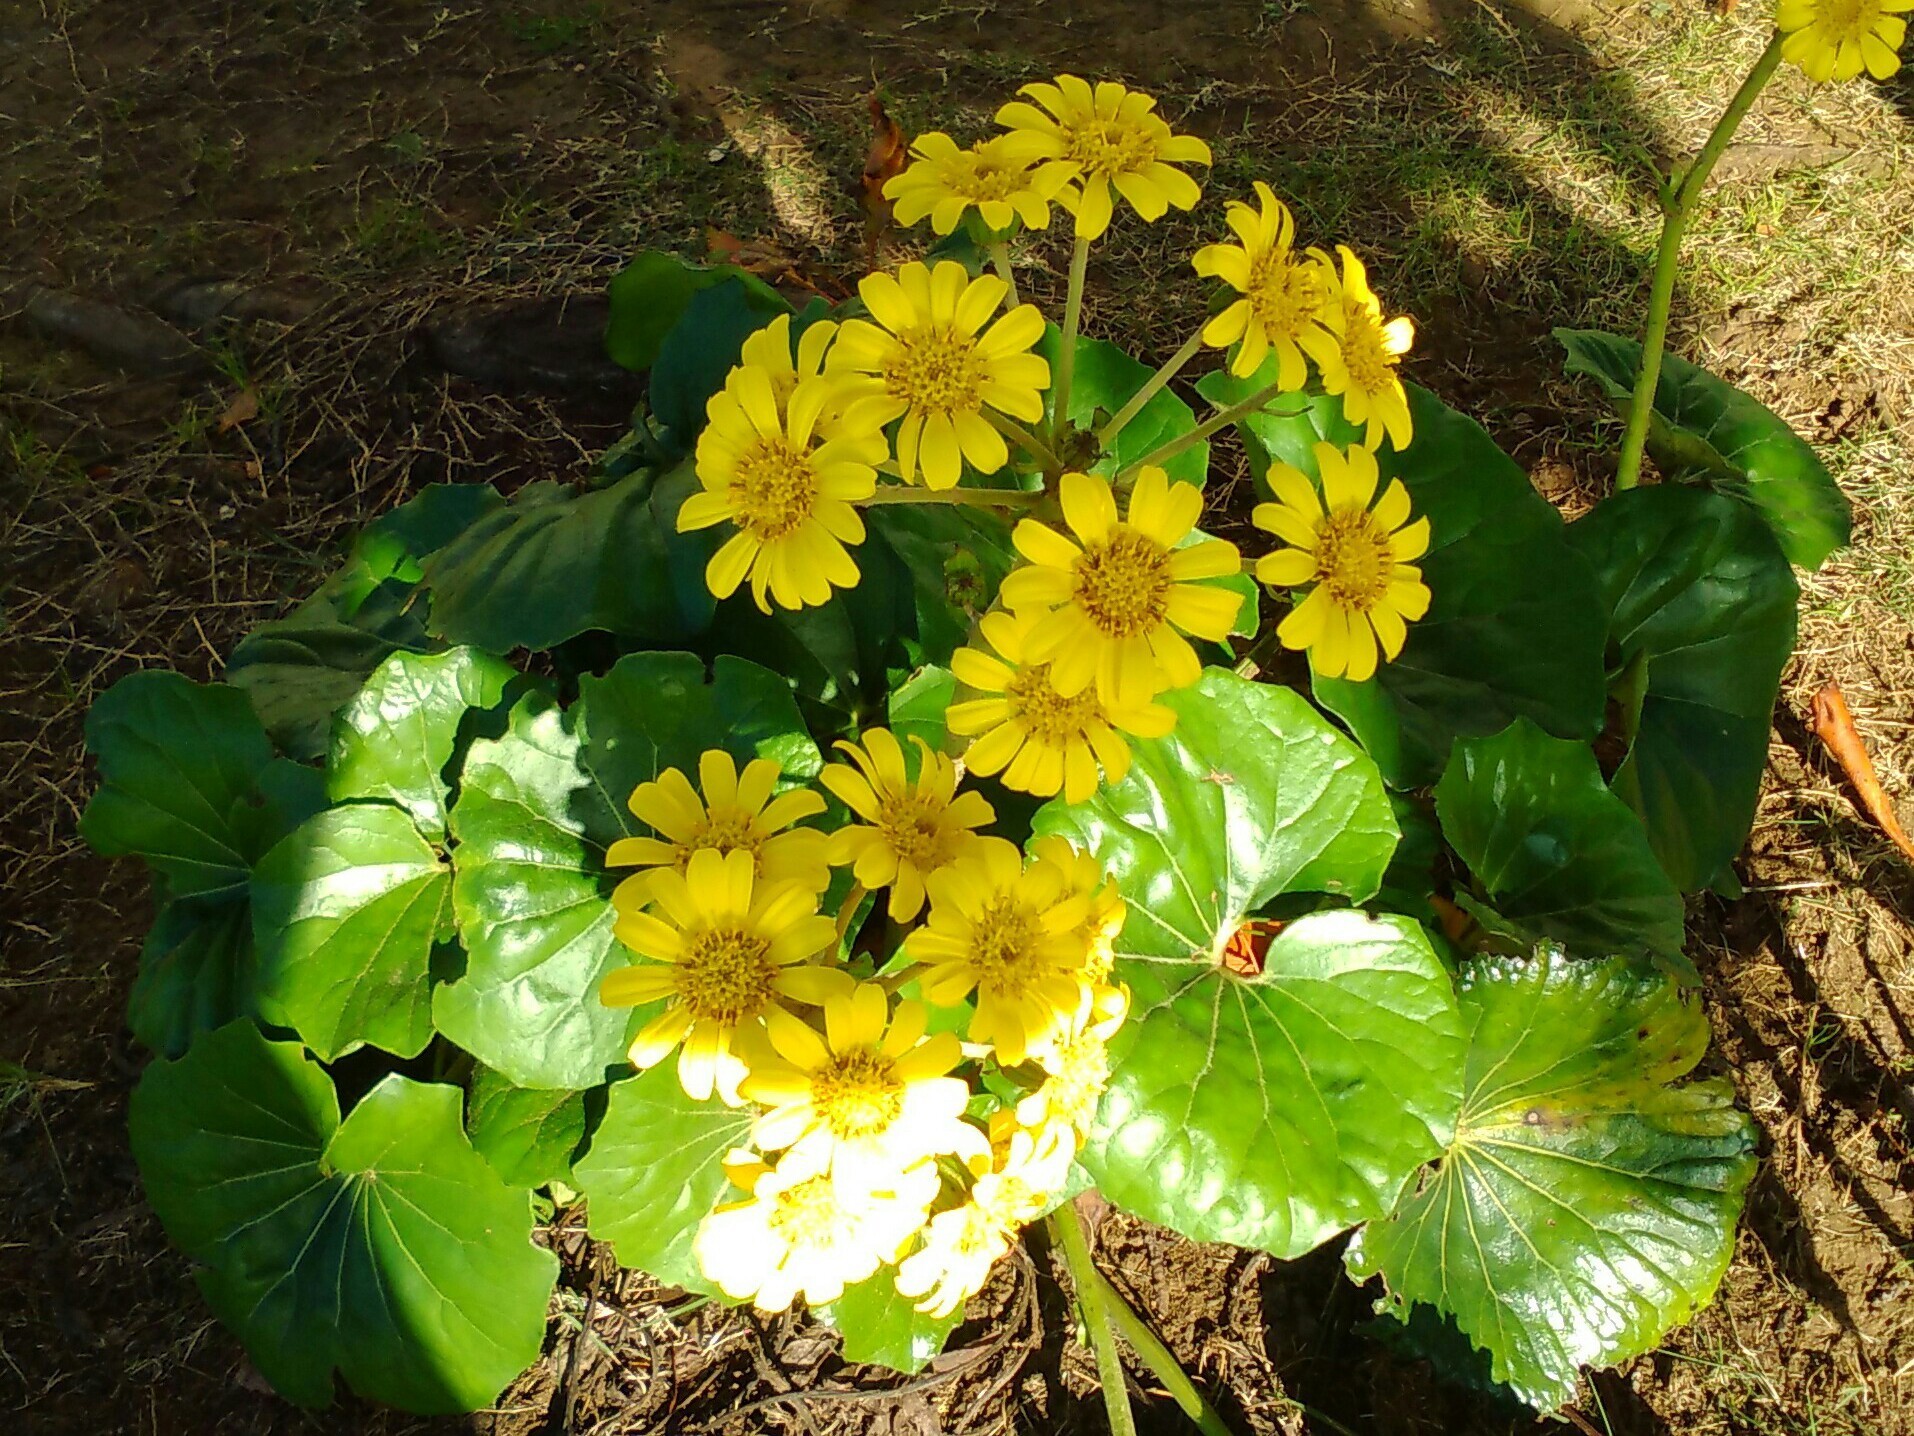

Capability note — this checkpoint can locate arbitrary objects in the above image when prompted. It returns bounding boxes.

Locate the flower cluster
[600,740,1130,1318]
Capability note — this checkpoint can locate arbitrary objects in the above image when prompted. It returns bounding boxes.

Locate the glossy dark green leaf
[252,804,452,1060]
[1033,668,1465,1255]
[1566,485,1797,892]
[1207,385,1608,788]
[1435,719,1686,969]
[1346,951,1757,1411]
[327,647,518,841]
[888,666,956,753]
[573,1063,755,1292]
[1044,330,1207,484]
[130,899,258,1058]
[605,250,785,374]
[824,1274,961,1373]
[81,672,276,900]
[1556,328,1850,571]
[352,484,509,590]
[650,278,791,449]
[128,1021,557,1413]
[466,1064,588,1187]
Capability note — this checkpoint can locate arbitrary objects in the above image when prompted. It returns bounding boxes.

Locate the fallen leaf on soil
[862,91,907,271]
[1811,680,1914,863]
[217,387,259,432]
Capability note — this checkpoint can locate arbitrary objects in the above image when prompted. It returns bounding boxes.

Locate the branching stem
[1118,378,1303,483]
[1099,329,1206,450]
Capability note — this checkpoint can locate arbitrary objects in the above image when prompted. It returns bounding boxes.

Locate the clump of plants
[85,10,1887,1421]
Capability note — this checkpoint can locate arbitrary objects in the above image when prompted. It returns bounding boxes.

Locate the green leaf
[1208,385,1609,788]
[437,653,813,1089]
[1435,719,1686,971]
[130,899,257,1059]
[605,250,785,374]
[352,484,509,591]
[650,278,792,449]
[1556,328,1850,571]
[81,671,276,899]
[466,1064,588,1187]
[573,1062,755,1292]
[1345,951,1757,1411]
[1566,486,1797,891]
[823,1273,961,1372]
[1374,793,1441,923]
[327,647,518,841]
[421,466,716,652]
[888,666,957,753]
[252,804,452,1061]
[1045,330,1208,484]
[1032,668,1465,1255]
[128,1021,557,1413]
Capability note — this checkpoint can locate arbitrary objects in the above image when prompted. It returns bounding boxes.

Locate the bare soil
[3,1,1910,1433]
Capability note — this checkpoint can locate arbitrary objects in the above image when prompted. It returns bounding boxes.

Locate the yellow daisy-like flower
[948,609,1177,805]
[737,312,835,398]
[1000,468,1242,706]
[607,750,830,908]
[820,727,997,922]
[1779,0,1909,79]
[695,1150,937,1313]
[679,367,886,612]
[882,132,1061,235]
[1016,982,1128,1142]
[601,848,851,1103]
[1192,182,1342,386]
[910,839,1092,1065]
[742,984,989,1190]
[994,75,1211,241]
[830,261,1049,490]
[1028,834,1126,985]
[1254,441,1432,683]
[1316,245,1415,452]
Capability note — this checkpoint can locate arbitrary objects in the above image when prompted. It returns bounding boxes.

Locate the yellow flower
[607,750,830,908]
[601,848,851,1103]
[883,132,1061,234]
[1316,246,1415,452]
[909,839,1092,1065]
[679,367,886,612]
[1016,983,1128,1142]
[1028,834,1126,985]
[948,609,1176,805]
[695,1150,936,1313]
[1254,442,1431,683]
[994,75,1211,241]
[742,984,989,1190]
[1192,182,1342,386]
[830,261,1049,490]
[737,312,835,397]
[1000,468,1242,706]
[820,728,997,922]
[1779,0,1909,79]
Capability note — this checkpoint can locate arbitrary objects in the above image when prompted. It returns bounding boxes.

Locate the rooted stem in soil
[1050,1202,1138,1436]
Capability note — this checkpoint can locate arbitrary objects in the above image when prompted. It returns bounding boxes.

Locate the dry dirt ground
[3,0,1913,1433]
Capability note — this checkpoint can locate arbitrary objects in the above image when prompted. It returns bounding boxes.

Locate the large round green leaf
[252,803,452,1061]
[1345,951,1757,1412]
[1033,668,1465,1255]
[466,1064,588,1188]
[1204,383,1608,788]
[436,652,817,1089]
[822,1274,962,1373]
[649,277,791,450]
[605,250,785,375]
[1435,719,1686,973]
[127,1021,558,1413]
[421,465,716,653]
[327,647,517,841]
[1557,328,1850,571]
[1043,330,1208,484]
[1566,485,1797,892]
[573,1063,755,1292]
[131,900,257,1059]
[80,671,276,900]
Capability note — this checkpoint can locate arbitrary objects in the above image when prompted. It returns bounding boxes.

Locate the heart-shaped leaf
[1556,328,1850,571]
[650,277,792,450]
[1345,950,1757,1411]
[1435,719,1686,972]
[128,1020,557,1413]
[130,900,258,1059]
[1044,330,1208,484]
[327,647,518,841]
[1566,486,1797,892]
[466,1064,589,1188]
[1033,668,1465,1256]
[573,1062,756,1292]
[606,251,787,375]
[252,803,452,1061]
[823,1274,962,1373]
[1199,382,1608,788]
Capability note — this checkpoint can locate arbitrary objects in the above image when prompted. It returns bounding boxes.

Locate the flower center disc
[1007,662,1103,742]
[1073,530,1173,638]
[1314,508,1396,610]
[1246,253,1325,340]
[971,894,1040,992]
[887,329,985,416]
[676,925,777,1023]
[813,1048,904,1139]
[1064,119,1157,178]
[676,808,764,870]
[734,438,819,541]
[952,155,1026,201]
[1340,310,1394,394]
[878,795,954,870]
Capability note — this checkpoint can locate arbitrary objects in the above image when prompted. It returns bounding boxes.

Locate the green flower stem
[1098,329,1206,450]
[986,409,1063,473]
[1095,1272,1238,1436]
[1052,235,1093,446]
[1615,32,1785,491]
[1049,1203,1138,1436]
[987,239,1022,308]
[834,882,868,943]
[857,485,1043,509]
[1614,646,1651,748]
[1118,378,1303,483]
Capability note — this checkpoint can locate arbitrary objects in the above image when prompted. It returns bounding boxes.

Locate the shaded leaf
[604,250,784,375]
[466,1064,588,1187]
[650,278,791,450]
[130,900,257,1059]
